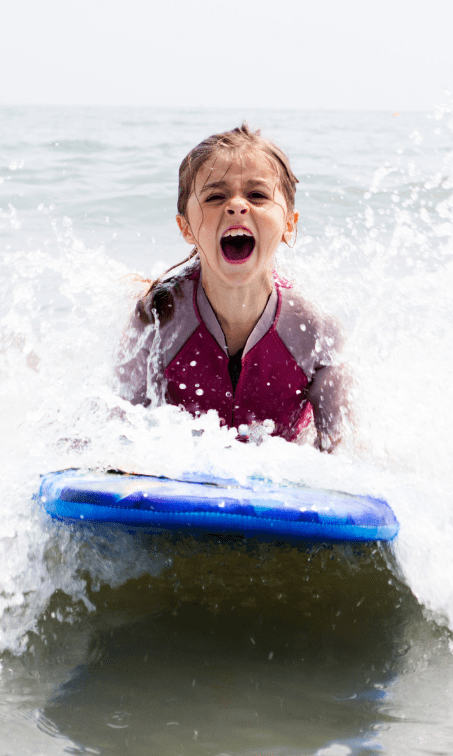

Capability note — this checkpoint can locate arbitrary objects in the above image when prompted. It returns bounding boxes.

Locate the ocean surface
[1,103,453,755]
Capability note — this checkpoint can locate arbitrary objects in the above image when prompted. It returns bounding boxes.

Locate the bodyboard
[38,469,399,543]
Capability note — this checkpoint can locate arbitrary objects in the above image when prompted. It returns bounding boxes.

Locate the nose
[225,195,249,215]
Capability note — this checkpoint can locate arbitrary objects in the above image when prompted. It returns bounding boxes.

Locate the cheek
[194,211,217,242]
[185,198,206,239]
[262,214,285,241]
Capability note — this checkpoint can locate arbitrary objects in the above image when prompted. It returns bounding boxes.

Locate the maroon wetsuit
[117,267,346,444]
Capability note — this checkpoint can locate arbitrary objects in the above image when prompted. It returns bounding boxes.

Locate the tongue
[221,236,255,261]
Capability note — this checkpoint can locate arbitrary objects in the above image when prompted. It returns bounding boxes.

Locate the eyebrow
[199,178,272,194]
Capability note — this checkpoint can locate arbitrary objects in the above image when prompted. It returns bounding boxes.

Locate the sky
[1,0,452,111]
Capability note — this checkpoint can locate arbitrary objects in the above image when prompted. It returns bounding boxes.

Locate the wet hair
[140,123,299,321]
[178,122,298,217]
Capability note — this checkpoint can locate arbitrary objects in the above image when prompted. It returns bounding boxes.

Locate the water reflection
[35,540,421,755]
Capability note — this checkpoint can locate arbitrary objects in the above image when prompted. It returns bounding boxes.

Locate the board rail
[38,469,399,543]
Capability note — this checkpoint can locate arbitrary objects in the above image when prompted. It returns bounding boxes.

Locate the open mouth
[220,228,255,263]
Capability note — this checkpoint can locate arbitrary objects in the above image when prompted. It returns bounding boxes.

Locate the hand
[315,430,341,454]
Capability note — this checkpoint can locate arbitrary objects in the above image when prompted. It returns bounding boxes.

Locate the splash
[277,100,453,630]
[1,105,453,653]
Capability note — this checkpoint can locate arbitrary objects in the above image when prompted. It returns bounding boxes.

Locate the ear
[282,210,299,245]
[176,214,196,245]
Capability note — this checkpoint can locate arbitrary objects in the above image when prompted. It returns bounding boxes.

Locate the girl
[117,124,348,451]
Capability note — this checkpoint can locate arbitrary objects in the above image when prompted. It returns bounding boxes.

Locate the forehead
[194,149,281,192]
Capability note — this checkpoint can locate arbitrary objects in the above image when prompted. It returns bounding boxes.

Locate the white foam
[1,107,453,651]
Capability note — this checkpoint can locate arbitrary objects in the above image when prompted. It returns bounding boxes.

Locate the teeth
[223,228,253,238]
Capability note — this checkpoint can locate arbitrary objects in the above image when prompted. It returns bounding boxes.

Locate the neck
[201,269,274,355]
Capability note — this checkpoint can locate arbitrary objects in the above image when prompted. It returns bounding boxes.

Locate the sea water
[1,104,453,755]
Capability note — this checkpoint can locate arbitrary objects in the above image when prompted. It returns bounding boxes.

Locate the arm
[115,283,180,407]
[304,311,350,453]
[115,299,156,407]
[306,363,350,452]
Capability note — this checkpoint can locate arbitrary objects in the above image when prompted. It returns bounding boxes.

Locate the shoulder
[134,265,202,368]
[275,283,344,377]
[135,264,199,328]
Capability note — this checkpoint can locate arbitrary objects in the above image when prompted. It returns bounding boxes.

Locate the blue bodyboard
[38,469,399,543]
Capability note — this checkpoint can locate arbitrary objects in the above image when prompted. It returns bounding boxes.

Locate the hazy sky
[2,0,452,111]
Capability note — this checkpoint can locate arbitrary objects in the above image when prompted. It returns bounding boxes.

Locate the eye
[205,193,225,203]
[248,191,269,202]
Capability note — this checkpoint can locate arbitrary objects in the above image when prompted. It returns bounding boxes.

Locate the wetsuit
[116,266,346,444]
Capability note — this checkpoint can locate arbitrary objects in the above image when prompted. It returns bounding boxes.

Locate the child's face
[177,150,298,289]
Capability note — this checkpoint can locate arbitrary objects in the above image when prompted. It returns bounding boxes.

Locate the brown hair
[178,122,298,217]
[142,123,299,310]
